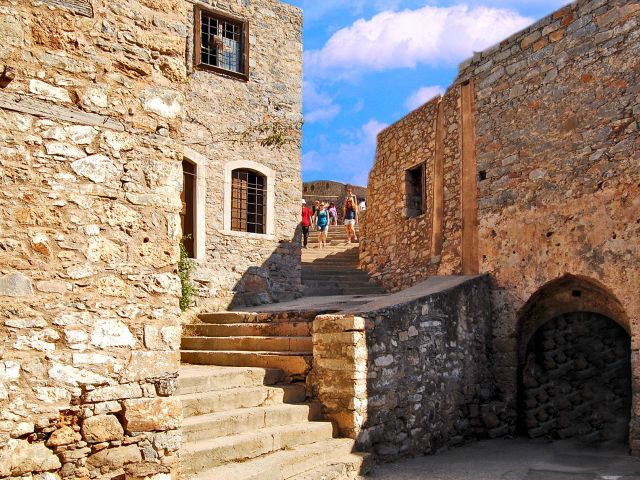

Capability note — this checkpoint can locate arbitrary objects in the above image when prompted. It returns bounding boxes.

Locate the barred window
[231,169,265,234]
[194,6,249,80]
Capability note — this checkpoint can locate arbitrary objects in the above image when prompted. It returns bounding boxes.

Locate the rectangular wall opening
[181,160,196,258]
[405,164,425,218]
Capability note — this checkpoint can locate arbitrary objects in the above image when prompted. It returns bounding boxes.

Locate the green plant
[178,236,196,312]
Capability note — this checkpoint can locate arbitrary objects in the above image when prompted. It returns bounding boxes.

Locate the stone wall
[360,87,464,291]
[310,276,508,461]
[361,0,640,450]
[182,0,303,310]
[0,0,186,477]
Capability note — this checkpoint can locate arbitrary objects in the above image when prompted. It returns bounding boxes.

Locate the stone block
[87,445,141,468]
[122,397,181,432]
[0,272,33,297]
[120,351,179,382]
[81,415,124,443]
[0,439,61,476]
[45,426,80,447]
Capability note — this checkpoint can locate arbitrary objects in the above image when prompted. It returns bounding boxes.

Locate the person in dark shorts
[343,198,358,244]
[301,199,312,248]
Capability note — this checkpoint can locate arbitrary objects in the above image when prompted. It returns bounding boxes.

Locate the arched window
[231,169,266,234]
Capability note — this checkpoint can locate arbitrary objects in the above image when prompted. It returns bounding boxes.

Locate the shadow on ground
[370,438,640,480]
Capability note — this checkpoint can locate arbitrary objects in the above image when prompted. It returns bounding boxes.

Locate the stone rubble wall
[522,312,631,442]
[182,0,303,311]
[360,0,640,451]
[309,277,508,461]
[0,0,187,477]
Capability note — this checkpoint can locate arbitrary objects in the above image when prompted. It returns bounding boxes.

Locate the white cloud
[305,5,533,76]
[405,85,445,110]
[303,80,341,123]
[303,119,388,187]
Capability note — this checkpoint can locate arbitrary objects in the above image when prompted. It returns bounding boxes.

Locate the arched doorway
[517,275,632,445]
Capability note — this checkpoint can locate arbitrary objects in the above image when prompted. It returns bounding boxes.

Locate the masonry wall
[310,276,506,461]
[361,87,463,290]
[0,0,186,477]
[361,0,640,450]
[182,0,303,310]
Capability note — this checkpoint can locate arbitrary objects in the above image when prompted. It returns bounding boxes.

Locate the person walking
[314,202,329,248]
[301,199,312,249]
[343,198,358,244]
[312,200,320,228]
[328,202,338,226]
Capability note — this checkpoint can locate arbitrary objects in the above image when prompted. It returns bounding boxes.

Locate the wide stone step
[181,336,313,353]
[185,322,312,338]
[177,365,283,396]
[288,453,374,480]
[182,403,322,442]
[302,286,386,296]
[178,383,307,418]
[302,272,371,280]
[198,312,315,325]
[181,350,312,379]
[188,438,367,480]
[181,421,335,475]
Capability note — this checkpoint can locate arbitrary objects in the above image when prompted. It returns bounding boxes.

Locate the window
[406,164,425,218]
[231,169,265,234]
[194,6,249,80]
[181,160,197,258]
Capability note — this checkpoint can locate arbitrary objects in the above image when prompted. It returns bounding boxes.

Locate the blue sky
[283,0,569,186]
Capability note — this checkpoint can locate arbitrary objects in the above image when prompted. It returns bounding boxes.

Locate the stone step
[182,402,322,442]
[288,453,374,480]
[181,421,335,475]
[188,438,368,480]
[185,322,312,338]
[177,365,283,395]
[301,278,377,287]
[178,383,307,418]
[302,286,386,296]
[302,272,371,279]
[198,312,315,325]
[302,261,360,268]
[182,336,312,353]
[181,350,312,379]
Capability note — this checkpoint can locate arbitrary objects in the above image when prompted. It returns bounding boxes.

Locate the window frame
[194,5,250,82]
[231,169,266,235]
[223,160,275,239]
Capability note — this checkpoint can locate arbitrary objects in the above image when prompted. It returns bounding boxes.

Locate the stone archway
[516,275,632,445]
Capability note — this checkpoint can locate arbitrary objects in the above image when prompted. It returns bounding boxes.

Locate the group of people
[301,187,362,249]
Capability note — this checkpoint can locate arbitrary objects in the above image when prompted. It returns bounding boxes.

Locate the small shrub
[178,236,196,312]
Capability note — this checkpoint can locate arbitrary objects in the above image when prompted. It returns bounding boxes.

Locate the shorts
[317,224,328,232]
[344,219,356,226]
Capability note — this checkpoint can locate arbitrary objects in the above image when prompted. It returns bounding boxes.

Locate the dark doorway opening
[181,159,196,258]
[518,311,631,444]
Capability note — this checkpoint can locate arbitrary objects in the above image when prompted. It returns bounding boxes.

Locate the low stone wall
[310,276,510,461]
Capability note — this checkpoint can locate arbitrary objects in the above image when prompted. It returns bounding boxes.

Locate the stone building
[182,0,303,310]
[361,0,640,452]
[0,0,301,477]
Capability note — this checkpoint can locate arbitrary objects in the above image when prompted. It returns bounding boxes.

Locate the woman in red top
[301,200,313,248]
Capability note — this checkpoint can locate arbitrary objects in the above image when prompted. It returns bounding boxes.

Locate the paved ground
[370,439,640,479]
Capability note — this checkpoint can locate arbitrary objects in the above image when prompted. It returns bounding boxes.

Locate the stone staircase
[181,311,315,382]
[302,227,385,296]
[179,312,371,479]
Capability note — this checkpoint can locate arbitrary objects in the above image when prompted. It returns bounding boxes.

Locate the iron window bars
[231,169,266,234]
[194,5,249,81]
